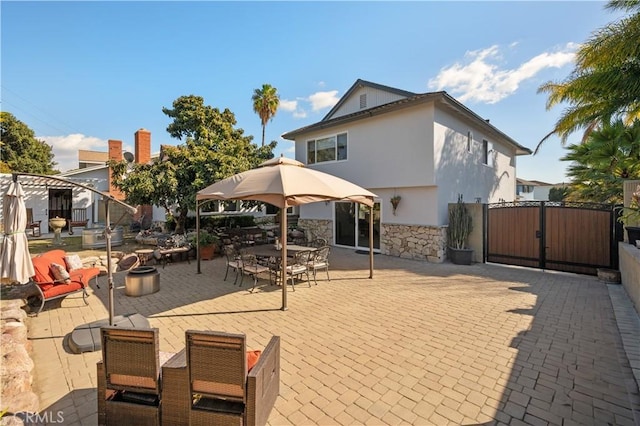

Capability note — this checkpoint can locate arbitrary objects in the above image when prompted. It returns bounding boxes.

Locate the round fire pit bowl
[125,266,160,297]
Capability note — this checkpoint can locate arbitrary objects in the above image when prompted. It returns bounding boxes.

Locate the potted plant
[618,184,640,247]
[390,195,401,215]
[194,231,220,260]
[447,194,473,265]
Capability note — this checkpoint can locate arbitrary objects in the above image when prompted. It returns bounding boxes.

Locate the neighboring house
[282,79,532,262]
[516,178,563,201]
[0,129,160,234]
[0,173,100,235]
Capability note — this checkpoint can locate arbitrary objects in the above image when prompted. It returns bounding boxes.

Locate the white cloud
[427,43,577,104]
[280,98,307,118]
[279,99,298,112]
[39,133,108,172]
[280,89,340,119]
[308,90,340,111]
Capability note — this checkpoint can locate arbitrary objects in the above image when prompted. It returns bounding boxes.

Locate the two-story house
[282,79,531,262]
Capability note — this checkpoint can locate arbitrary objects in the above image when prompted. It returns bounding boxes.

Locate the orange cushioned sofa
[30,249,100,315]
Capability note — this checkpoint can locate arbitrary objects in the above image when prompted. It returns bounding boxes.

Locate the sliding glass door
[334,202,380,250]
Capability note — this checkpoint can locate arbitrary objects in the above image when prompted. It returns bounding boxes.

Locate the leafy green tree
[537,0,640,153]
[0,112,57,174]
[548,186,570,202]
[561,119,640,203]
[110,95,276,233]
[252,84,280,147]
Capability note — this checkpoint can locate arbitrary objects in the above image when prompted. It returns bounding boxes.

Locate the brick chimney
[135,128,151,164]
[107,140,125,200]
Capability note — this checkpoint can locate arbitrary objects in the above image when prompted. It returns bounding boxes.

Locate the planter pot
[49,217,67,230]
[199,245,216,260]
[596,268,621,284]
[448,247,473,265]
[626,226,640,247]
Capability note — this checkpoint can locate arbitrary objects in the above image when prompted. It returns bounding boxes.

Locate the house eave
[282,91,533,156]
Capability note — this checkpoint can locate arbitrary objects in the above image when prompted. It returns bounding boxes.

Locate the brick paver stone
[15,248,640,425]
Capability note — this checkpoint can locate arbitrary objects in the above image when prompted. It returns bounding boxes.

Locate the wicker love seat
[29,249,100,314]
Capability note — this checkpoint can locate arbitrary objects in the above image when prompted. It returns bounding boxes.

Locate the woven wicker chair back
[101,326,160,394]
[186,330,247,403]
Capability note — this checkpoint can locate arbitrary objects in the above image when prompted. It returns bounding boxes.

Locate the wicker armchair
[181,330,280,426]
[96,326,180,426]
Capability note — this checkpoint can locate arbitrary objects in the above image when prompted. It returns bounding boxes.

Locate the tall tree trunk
[175,208,189,234]
[261,124,266,147]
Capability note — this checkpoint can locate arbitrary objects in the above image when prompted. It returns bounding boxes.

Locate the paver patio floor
[26,248,640,425]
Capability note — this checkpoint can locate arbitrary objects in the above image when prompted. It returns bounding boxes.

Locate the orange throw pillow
[246,350,262,372]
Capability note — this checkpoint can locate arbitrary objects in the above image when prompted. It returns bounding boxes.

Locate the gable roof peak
[322,79,418,121]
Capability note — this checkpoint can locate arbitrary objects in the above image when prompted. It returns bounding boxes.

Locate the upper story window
[307,132,348,164]
[482,139,489,165]
[467,131,473,152]
[359,94,367,109]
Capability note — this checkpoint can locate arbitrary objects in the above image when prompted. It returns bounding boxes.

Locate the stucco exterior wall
[295,105,435,189]
[619,243,640,315]
[433,108,517,225]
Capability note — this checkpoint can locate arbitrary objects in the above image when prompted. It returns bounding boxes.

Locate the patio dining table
[246,244,312,259]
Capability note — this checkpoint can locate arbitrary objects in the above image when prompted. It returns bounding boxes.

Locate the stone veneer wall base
[382,223,447,263]
[297,219,333,245]
[297,219,447,263]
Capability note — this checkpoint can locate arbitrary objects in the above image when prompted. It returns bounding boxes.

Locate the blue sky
[1,1,625,184]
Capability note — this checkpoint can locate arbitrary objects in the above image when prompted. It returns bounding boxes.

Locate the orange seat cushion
[41,281,84,299]
[247,350,262,372]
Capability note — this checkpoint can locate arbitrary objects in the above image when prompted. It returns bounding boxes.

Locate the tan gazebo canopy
[196,156,377,310]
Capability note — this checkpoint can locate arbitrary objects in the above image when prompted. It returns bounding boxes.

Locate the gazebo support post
[196,201,201,274]
[281,207,288,311]
[369,204,374,279]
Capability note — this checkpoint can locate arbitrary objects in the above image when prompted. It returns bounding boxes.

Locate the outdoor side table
[135,249,155,266]
[125,266,160,297]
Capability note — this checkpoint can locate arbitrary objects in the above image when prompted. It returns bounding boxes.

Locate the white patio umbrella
[1,179,35,284]
[196,156,377,310]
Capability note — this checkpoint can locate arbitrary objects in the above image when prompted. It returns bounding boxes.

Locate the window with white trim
[307,132,348,164]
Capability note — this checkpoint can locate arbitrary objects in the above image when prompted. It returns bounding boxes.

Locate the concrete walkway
[26,248,640,425]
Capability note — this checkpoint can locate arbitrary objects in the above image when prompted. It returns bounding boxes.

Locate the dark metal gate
[486,201,621,275]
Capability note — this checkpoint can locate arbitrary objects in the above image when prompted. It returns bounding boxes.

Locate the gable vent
[359,94,367,109]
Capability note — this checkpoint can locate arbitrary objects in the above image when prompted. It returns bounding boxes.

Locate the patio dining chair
[308,238,328,248]
[223,245,243,284]
[239,253,270,292]
[306,245,331,285]
[284,250,313,290]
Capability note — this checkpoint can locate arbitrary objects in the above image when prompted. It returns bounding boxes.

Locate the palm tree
[252,84,280,147]
[536,0,640,153]
[562,119,640,203]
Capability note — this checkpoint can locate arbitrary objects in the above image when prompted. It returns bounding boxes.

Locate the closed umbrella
[1,180,35,284]
[196,156,377,310]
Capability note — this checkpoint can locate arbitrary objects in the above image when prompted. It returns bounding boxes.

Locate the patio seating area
[19,248,640,425]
